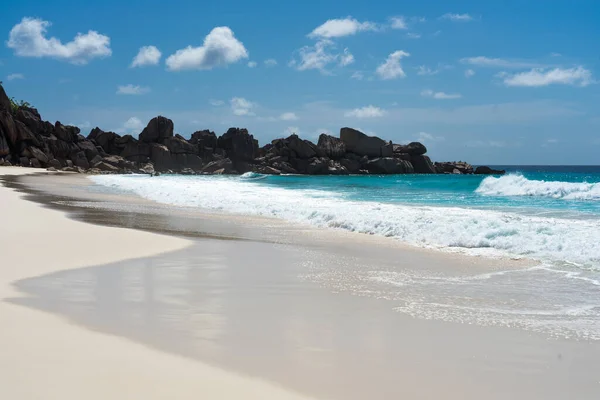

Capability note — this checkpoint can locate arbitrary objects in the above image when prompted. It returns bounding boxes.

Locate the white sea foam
[476,174,600,200]
[90,174,600,267]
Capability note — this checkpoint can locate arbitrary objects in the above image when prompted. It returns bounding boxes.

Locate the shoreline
[3,168,600,399]
[0,167,318,400]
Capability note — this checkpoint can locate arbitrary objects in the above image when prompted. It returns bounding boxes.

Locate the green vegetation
[9,97,31,115]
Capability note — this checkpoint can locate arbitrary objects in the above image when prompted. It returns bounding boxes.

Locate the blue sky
[1,0,599,164]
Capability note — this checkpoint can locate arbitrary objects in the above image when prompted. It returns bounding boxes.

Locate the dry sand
[0,167,315,400]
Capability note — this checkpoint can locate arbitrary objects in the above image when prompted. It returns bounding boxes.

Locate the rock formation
[0,84,504,175]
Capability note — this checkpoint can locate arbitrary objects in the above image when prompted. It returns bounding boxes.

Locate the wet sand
[2,170,600,399]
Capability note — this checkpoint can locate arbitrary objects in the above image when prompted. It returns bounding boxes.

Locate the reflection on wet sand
[8,239,600,400]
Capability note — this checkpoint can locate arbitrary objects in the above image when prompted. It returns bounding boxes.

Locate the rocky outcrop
[0,84,501,176]
[475,166,506,175]
[317,134,346,159]
[139,116,174,143]
[340,127,391,157]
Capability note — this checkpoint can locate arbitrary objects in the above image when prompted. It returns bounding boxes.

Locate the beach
[2,168,600,399]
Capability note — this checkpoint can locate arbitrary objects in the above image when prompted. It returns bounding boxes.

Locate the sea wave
[476,174,600,201]
[90,174,600,267]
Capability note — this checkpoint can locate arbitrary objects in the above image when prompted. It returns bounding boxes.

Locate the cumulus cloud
[406,32,421,39]
[280,112,299,121]
[131,45,161,67]
[247,61,258,68]
[209,99,224,106]
[291,40,354,73]
[375,50,410,80]
[440,13,473,21]
[501,66,594,87]
[390,16,408,30]
[351,71,364,80]
[7,17,111,64]
[460,56,540,69]
[344,105,385,118]
[117,84,150,95]
[417,66,437,76]
[166,26,248,71]
[421,89,462,99]
[230,97,255,116]
[465,69,475,78]
[264,58,278,67]
[6,73,24,81]
[308,17,377,39]
[339,48,355,66]
[123,117,144,132]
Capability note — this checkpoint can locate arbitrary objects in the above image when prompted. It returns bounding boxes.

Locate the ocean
[90,166,600,340]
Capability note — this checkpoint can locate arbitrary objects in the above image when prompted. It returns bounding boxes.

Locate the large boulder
[0,131,9,157]
[189,130,217,149]
[150,143,175,171]
[121,141,151,163]
[306,157,328,175]
[88,128,121,155]
[54,122,79,143]
[474,166,506,175]
[435,161,474,174]
[0,84,11,112]
[340,127,388,157]
[77,140,100,161]
[394,142,427,156]
[15,121,42,148]
[340,157,361,173]
[366,157,413,174]
[411,155,436,174]
[28,146,49,165]
[201,158,235,174]
[163,135,198,154]
[317,134,346,159]
[217,128,258,162]
[0,110,18,149]
[71,151,90,169]
[139,116,174,143]
[286,134,317,159]
[15,107,44,134]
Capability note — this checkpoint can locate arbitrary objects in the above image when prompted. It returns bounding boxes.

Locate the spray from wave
[476,174,600,201]
[90,174,600,267]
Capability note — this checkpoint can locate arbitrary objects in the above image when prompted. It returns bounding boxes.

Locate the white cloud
[123,117,144,132]
[461,56,540,69]
[344,105,385,118]
[247,61,258,68]
[550,52,562,57]
[230,97,255,116]
[406,32,421,39]
[7,17,111,65]
[440,13,473,21]
[339,48,355,66]
[264,58,278,67]
[501,67,594,87]
[351,71,364,80]
[417,66,438,75]
[209,99,225,106]
[117,84,150,95]
[7,73,24,81]
[416,132,444,142]
[308,17,377,39]
[292,39,353,73]
[465,69,475,78]
[390,16,408,30]
[421,89,462,99]
[376,50,410,80]
[130,45,161,67]
[280,112,299,121]
[166,26,248,71]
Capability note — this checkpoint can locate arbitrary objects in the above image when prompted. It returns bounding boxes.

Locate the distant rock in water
[0,83,500,176]
[475,166,506,175]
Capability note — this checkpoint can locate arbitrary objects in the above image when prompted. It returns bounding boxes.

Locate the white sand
[0,167,315,400]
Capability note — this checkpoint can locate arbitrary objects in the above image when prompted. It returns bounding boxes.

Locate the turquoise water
[90,166,600,340]
[251,166,600,218]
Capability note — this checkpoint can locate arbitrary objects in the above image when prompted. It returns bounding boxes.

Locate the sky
[1,0,599,164]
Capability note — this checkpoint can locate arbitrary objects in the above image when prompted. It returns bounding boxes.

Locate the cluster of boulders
[0,84,504,176]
